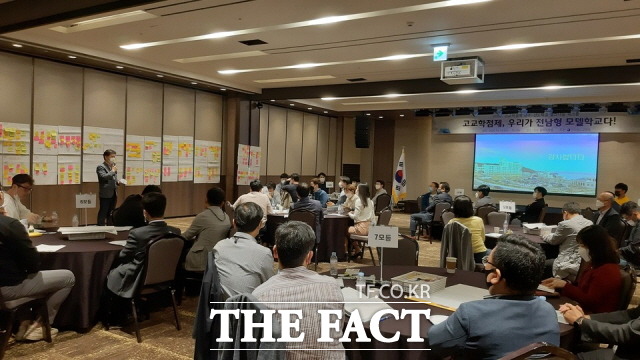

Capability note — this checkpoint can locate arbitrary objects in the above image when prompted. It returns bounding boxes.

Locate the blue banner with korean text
[434,113,640,134]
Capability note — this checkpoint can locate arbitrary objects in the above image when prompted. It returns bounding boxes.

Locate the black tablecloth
[484,225,559,259]
[31,231,129,331]
[340,266,573,360]
[266,213,351,262]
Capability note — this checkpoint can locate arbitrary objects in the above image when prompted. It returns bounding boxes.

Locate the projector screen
[473,133,599,197]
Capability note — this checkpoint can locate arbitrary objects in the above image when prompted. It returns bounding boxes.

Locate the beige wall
[395,116,640,208]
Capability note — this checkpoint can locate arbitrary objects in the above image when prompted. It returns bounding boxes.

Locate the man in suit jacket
[96,149,123,226]
[290,183,323,240]
[521,186,547,223]
[106,192,181,298]
[593,192,624,242]
[424,182,453,223]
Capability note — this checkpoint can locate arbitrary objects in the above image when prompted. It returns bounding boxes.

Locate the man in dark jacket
[521,186,547,223]
[106,192,181,298]
[0,207,75,341]
[593,192,624,242]
[112,185,162,228]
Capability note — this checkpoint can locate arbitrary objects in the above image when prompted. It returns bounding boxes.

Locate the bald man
[594,192,624,242]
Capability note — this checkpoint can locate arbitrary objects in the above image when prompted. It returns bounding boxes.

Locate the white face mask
[532,192,537,199]
[319,177,325,183]
[475,193,479,199]
[595,200,605,209]
[109,157,116,165]
[428,186,433,192]
[281,179,286,184]
[375,184,381,190]
[577,246,591,262]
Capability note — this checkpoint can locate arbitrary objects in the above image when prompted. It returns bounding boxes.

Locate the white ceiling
[4,0,640,111]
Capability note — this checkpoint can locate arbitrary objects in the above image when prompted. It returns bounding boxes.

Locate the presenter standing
[96,149,124,225]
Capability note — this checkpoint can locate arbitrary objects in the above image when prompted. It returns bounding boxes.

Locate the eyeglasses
[481,255,499,275]
[17,184,33,192]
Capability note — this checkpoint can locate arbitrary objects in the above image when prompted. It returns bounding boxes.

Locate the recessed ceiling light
[456,89,479,94]
[379,116,384,119]
[12,44,22,48]
[156,74,164,78]
[220,88,226,91]
[385,94,401,98]
[290,63,320,69]
[321,97,337,101]
[400,114,405,117]
[290,104,295,106]
[191,82,198,85]
[116,66,124,69]
[307,107,313,110]
[68,55,77,59]
[324,111,328,114]
[270,100,276,102]
[366,113,371,116]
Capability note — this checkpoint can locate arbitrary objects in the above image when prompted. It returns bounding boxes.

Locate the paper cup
[446,257,457,273]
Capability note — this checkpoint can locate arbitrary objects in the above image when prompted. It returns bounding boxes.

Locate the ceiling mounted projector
[441,56,484,85]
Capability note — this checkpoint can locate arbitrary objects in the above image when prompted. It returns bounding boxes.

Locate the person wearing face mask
[614,183,630,206]
[619,201,640,266]
[472,184,494,211]
[542,225,622,314]
[410,181,441,238]
[541,202,593,281]
[335,176,351,206]
[342,184,357,212]
[592,192,623,240]
[316,172,328,192]
[371,179,387,205]
[429,234,559,359]
[521,186,547,223]
[275,172,289,193]
[96,149,125,226]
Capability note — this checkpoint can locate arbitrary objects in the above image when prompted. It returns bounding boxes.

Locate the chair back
[581,207,595,221]
[224,201,235,221]
[379,235,419,266]
[440,221,475,271]
[288,209,318,242]
[537,205,548,223]
[441,210,455,225]
[417,195,425,212]
[487,212,508,227]
[618,265,637,310]
[499,342,577,360]
[377,209,392,226]
[620,220,633,248]
[608,218,628,248]
[141,234,185,288]
[432,202,451,223]
[476,205,497,224]
[374,193,391,215]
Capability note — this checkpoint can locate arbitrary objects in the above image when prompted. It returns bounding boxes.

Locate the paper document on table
[556,310,569,324]
[537,284,556,293]
[109,240,128,247]
[424,284,490,310]
[341,287,393,322]
[58,226,117,235]
[114,226,133,232]
[36,244,66,252]
[429,315,449,325]
[485,233,501,238]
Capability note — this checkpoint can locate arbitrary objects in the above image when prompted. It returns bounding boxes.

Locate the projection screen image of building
[473,134,599,196]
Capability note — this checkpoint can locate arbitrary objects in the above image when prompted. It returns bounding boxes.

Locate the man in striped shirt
[252,221,345,360]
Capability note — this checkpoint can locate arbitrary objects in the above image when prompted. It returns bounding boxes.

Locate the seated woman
[450,196,488,263]
[112,185,161,228]
[542,225,622,314]
[342,184,357,212]
[348,184,375,257]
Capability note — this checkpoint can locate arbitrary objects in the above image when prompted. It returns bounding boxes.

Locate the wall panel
[327,117,337,176]
[259,107,269,176]
[0,52,32,124]
[301,113,318,175]
[285,111,303,174]
[83,69,126,128]
[267,106,286,175]
[316,116,330,175]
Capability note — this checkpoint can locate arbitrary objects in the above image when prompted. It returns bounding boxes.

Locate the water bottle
[51,211,59,226]
[503,216,508,234]
[356,272,366,289]
[338,204,343,215]
[72,214,79,227]
[329,252,338,276]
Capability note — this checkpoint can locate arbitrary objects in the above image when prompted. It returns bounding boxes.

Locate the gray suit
[183,206,231,272]
[543,215,593,281]
[106,221,182,298]
[577,306,640,360]
[96,161,119,225]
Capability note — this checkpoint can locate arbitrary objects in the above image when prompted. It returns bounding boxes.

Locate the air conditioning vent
[239,39,267,46]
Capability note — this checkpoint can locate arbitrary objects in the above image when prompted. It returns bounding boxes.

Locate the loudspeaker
[355,116,370,148]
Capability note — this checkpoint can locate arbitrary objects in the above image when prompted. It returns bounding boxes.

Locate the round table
[484,225,559,259]
[339,266,574,360]
[31,231,128,331]
[266,213,351,262]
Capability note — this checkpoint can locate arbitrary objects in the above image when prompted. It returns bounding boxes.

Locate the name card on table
[325,181,334,189]
[76,193,97,209]
[454,188,464,196]
[499,201,516,213]
[368,226,399,248]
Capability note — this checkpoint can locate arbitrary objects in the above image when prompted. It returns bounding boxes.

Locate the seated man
[614,182,630,206]
[233,179,273,223]
[521,186,547,223]
[310,177,329,208]
[429,234,560,359]
[281,173,301,204]
[3,174,40,224]
[0,190,75,340]
[183,187,231,272]
[316,172,328,192]
[106,192,182,298]
[424,182,453,223]
[473,184,494,211]
[334,176,350,206]
[619,201,640,266]
[290,183,323,238]
[252,221,344,359]
[371,179,387,205]
[214,202,275,297]
[409,181,444,237]
[542,202,593,281]
[560,303,640,360]
[113,185,162,228]
[593,192,623,240]
[274,172,289,193]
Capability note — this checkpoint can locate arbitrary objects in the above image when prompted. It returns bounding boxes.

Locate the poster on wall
[162,135,179,159]
[143,161,161,185]
[125,160,144,186]
[33,125,59,155]
[57,156,81,185]
[162,158,178,182]
[58,126,82,155]
[211,141,222,163]
[249,146,261,169]
[178,159,194,182]
[144,136,162,163]
[83,126,124,155]
[32,155,57,185]
[82,154,104,183]
[3,155,29,185]
[178,136,194,160]
[236,144,251,185]
[125,135,144,161]
[194,161,220,183]
[2,122,30,155]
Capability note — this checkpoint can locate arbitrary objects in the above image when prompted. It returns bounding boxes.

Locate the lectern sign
[368,226,399,248]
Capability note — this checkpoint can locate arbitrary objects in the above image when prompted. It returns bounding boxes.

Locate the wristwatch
[574,316,585,326]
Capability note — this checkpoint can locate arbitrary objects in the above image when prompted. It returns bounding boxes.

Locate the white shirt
[349,197,375,223]
[3,192,30,221]
[233,191,274,222]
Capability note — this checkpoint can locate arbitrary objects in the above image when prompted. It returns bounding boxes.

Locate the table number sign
[76,193,97,209]
[368,226,399,248]
[499,200,516,213]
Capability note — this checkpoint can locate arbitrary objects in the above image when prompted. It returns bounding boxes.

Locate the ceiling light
[541,85,563,90]
[270,100,275,102]
[492,43,536,50]
[116,65,124,69]
[399,114,405,117]
[321,97,337,101]
[379,116,384,119]
[218,69,245,75]
[366,113,371,116]
[385,94,401,98]
[220,88,226,91]
[203,31,235,39]
[456,89,478,94]
[191,82,198,85]
[12,44,22,48]
[377,54,419,61]
[156,74,164,78]
[174,50,267,63]
[254,75,335,83]
[67,55,77,59]
[307,15,349,26]
[290,104,295,106]
[289,63,320,69]
[51,10,157,34]
[308,107,313,110]
[324,111,328,114]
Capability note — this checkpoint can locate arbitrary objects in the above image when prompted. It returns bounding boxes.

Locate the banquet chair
[538,206,548,223]
[440,221,475,271]
[0,291,52,358]
[475,204,497,224]
[374,193,391,216]
[487,212,508,228]
[223,201,236,237]
[424,202,451,244]
[377,208,392,226]
[105,234,185,343]
[378,234,419,266]
[498,342,577,360]
[581,207,595,222]
[288,209,320,269]
[441,210,455,225]
[618,265,637,311]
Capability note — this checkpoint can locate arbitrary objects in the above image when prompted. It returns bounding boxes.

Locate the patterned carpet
[5,213,637,359]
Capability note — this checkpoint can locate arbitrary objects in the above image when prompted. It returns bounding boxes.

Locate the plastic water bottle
[356,272,366,289]
[51,211,59,226]
[71,214,79,227]
[330,252,338,276]
[503,216,509,233]
[338,205,344,215]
